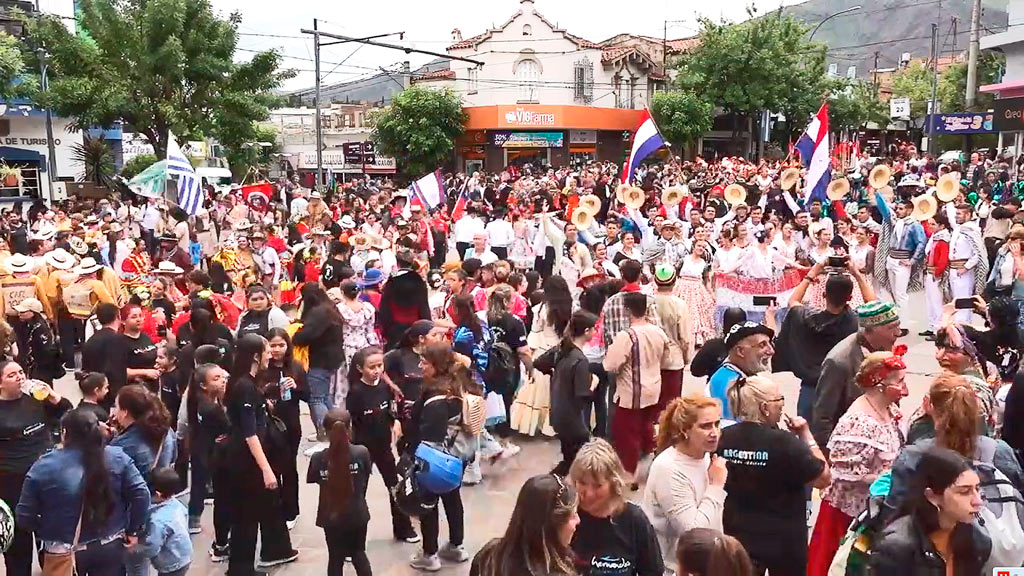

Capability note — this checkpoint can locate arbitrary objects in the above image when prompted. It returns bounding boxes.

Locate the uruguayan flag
[167,133,202,215]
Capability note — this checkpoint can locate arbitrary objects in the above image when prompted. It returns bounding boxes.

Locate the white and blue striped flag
[167,132,202,215]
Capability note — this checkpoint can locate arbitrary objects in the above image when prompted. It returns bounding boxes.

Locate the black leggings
[0,471,33,576]
[420,488,464,555]
[324,523,371,576]
[363,440,414,538]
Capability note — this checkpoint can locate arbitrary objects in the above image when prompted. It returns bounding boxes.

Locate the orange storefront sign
[464,105,644,131]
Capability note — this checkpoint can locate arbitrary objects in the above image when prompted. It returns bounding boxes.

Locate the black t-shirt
[193,396,230,467]
[82,327,129,396]
[320,257,347,289]
[345,379,394,448]
[226,375,267,439]
[150,298,176,330]
[963,325,1021,382]
[571,503,664,576]
[489,312,527,351]
[717,421,824,563]
[237,309,271,339]
[384,347,423,402]
[73,400,110,424]
[550,345,591,441]
[0,394,73,474]
[125,332,159,388]
[306,443,372,528]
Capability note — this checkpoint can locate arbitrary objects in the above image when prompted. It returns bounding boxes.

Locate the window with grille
[574,58,593,104]
[516,59,540,103]
[468,68,479,94]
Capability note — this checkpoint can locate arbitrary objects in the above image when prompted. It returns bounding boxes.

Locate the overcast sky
[212,0,805,91]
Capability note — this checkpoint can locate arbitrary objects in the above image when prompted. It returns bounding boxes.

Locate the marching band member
[0,254,53,322]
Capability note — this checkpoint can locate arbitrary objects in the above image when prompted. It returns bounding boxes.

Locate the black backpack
[485,340,517,394]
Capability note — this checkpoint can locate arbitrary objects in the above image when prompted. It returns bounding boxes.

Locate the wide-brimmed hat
[13,298,43,314]
[349,233,371,249]
[154,261,184,275]
[576,267,603,287]
[4,254,33,273]
[233,221,253,232]
[339,215,356,229]
[68,236,89,256]
[74,257,103,275]
[43,249,76,270]
[358,268,384,287]
[371,235,391,250]
[158,232,178,242]
[32,225,57,242]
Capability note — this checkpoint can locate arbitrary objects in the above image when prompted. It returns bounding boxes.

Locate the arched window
[522,24,532,36]
[516,58,540,102]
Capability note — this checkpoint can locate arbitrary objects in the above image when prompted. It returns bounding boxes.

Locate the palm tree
[71,136,115,188]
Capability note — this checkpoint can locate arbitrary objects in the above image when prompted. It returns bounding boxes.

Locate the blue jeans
[189,456,209,519]
[797,380,817,421]
[307,368,335,435]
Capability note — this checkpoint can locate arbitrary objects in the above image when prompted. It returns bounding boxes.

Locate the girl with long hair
[110,384,174,482]
[551,310,598,476]
[122,304,160,391]
[345,345,417,542]
[307,408,373,576]
[675,528,753,576]
[16,409,151,576]
[869,448,985,575]
[514,276,572,438]
[470,474,580,576]
[263,327,309,527]
[184,363,230,550]
[223,333,297,574]
[293,283,346,440]
[408,342,469,571]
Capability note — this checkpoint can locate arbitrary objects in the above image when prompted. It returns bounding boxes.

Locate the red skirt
[807,499,853,576]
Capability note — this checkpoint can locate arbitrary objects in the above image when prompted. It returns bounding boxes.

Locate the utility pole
[965,0,982,109]
[313,18,323,193]
[928,23,939,155]
[872,51,880,92]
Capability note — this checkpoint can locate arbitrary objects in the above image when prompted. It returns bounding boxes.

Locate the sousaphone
[779,168,801,192]
[869,164,892,189]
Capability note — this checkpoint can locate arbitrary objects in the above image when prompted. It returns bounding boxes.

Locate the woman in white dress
[741,228,778,279]
[675,241,716,346]
[771,221,803,269]
[714,227,745,275]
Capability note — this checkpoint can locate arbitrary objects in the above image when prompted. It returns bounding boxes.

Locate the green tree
[650,90,713,149]
[0,32,29,99]
[20,0,293,157]
[120,153,157,180]
[828,78,887,133]
[938,52,1004,113]
[370,86,466,175]
[224,124,281,180]
[890,61,933,121]
[70,135,114,187]
[674,8,828,150]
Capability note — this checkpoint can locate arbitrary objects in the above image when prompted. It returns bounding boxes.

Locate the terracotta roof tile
[448,33,488,50]
[411,69,455,83]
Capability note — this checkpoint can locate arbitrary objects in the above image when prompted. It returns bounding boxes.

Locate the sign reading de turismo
[993,97,1024,131]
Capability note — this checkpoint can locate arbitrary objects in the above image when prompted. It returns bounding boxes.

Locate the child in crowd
[138,467,194,576]
[74,371,110,424]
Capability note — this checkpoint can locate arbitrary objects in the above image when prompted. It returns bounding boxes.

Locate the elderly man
[463,231,498,265]
[811,301,902,448]
[707,321,775,421]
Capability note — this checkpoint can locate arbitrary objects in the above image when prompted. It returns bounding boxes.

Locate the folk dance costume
[674,256,716,346]
[923,229,950,333]
[875,193,926,316]
[947,219,988,324]
[120,249,152,297]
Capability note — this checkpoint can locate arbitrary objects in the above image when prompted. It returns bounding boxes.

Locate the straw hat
[571,208,595,231]
[779,168,801,191]
[4,254,33,274]
[723,184,747,206]
[73,257,103,275]
[622,186,646,210]
[371,235,391,250]
[826,178,850,201]
[911,194,938,221]
[43,249,76,271]
[577,194,602,215]
[661,186,687,207]
[615,184,632,204]
[936,173,960,203]
[339,215,356,229]
[68,236,88,256]
[349,233,372,250]
[576,267,603,287]
[32,225,57,242]
[154,261,184,275]
[869,164,892,189]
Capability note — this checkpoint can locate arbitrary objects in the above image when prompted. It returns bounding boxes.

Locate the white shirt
[463,247,498,265]
[141,204,161,231]
[453,215,485,244]
[485,219,515,248]
[174,220,190,252]
[253,245,281,282]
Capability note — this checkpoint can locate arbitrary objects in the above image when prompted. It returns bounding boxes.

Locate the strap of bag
[627,328,641,410]
[151,439,164,472]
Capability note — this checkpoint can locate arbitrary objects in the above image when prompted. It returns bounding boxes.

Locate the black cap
[723,321,774,350]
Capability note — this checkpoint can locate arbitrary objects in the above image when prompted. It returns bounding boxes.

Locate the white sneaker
[409,552,441,572]
[439,543,470,563]
[303,444,327,457]
[463,460,482,485]
[500,442,521,458]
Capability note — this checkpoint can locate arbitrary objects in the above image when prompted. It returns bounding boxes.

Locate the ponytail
[322,409,354,523]
[929,375,980,458]
[61,410,113,525]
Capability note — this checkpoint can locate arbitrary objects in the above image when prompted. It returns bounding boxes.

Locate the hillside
[781,0,1008,78]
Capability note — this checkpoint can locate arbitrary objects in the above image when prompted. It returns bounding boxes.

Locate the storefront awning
[464,105,644,132]
[980,80,1024,99]
[0,146,45,170]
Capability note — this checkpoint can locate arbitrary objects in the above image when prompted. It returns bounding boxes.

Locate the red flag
[242,182,273,208]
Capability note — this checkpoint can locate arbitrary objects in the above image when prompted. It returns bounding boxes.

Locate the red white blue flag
[794,102,831,201]
[621,109,666,185]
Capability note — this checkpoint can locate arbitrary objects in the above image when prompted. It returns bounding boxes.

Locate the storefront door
[505,148,549,167]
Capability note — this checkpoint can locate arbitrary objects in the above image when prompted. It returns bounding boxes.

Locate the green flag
[127,159,168,199]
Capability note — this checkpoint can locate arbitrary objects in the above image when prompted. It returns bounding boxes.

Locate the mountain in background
[780,0,1008,79]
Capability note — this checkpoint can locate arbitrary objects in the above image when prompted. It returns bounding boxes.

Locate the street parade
[0,0,1023,575]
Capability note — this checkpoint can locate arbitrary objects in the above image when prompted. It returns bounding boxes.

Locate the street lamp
[809,6,862,42]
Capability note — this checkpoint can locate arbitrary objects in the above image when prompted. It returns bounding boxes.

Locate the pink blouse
[824,407,904,518]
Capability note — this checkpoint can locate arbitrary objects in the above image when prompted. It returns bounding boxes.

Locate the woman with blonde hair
[718,375,830,576]
[641,394,726,573]
[807,350,908,576]
[887,374,1022,508]
[569,438,664,576]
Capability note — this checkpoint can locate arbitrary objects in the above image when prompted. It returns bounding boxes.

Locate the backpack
[485,340,517,394]
[974,440,1024,573]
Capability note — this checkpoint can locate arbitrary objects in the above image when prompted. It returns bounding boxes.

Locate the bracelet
[806,440,818,449]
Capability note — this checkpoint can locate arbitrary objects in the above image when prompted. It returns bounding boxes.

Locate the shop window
[573,58,593,104]
[515,58,540,103]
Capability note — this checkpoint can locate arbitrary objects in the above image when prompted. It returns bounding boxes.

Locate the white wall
[2,116,82,180]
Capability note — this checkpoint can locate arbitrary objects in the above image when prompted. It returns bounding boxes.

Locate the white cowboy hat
[154,261,184,275]
[339,215,356,229]
[13,298,43,314]
[31,225,57,242]
[73,257,103,275]
[68,236,89,256]
[43,249,76,271]
[4,254,33,274]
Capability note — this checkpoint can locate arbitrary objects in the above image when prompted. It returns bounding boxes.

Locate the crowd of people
[0,142,1021,576]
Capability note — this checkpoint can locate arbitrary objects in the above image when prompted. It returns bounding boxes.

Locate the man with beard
[708,321,775,422]
[947,203,988,324]
[377,249,431,351]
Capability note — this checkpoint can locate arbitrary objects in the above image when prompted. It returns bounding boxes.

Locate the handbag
[42,504,83,576]
[484,391,507,427]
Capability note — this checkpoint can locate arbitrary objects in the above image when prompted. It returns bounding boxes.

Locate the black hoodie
[772,304,858,385]
[377,269,430,350]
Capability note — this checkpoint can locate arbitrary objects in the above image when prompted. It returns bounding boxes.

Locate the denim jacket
[16,445,150,545]
[136,498,192,573]
[110,425,177,482]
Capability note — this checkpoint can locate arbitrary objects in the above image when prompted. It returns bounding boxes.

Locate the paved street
[44,298,952,575]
